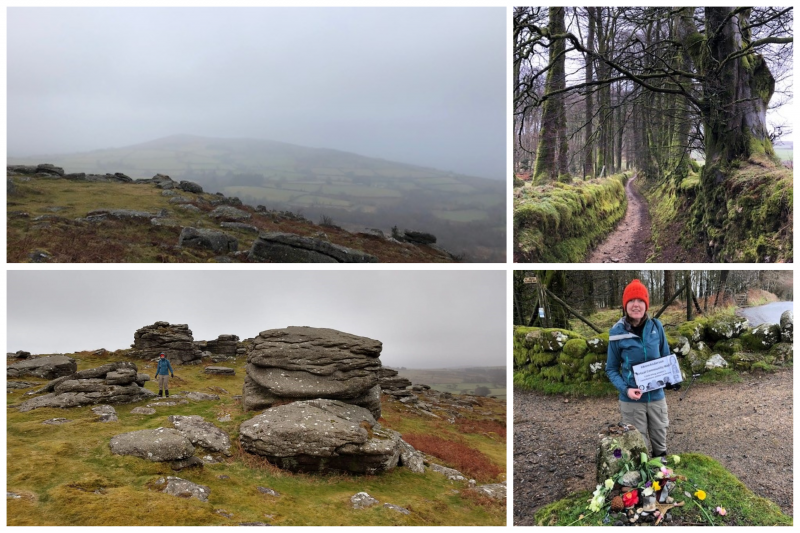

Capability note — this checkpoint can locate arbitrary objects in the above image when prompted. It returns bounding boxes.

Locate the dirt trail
[513,369,793,525]
[587,173,654,263]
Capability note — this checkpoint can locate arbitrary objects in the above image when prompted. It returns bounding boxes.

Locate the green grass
[513,371,616,397]
[532,453,791,526]
[7,352,505,526]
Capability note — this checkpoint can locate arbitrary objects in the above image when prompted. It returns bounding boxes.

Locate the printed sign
[632,354,683,393]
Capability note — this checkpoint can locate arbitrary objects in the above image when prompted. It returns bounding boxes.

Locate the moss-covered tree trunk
[693,8,777,258]
[533,8,567,182]
[703,8,776,168]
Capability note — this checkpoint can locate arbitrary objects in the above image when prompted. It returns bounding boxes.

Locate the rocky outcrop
[7,355,77,380]
[242,326,383,417]
[178,227,238,253]
[178,180,203,194]
[239,399,401,474]
[249,232,378,263]
[17,362,154,412]
[379,367,412,394]
[169,415,232,456]
[130,322,202,364]
[209,206,251,221]
[201,335,240,357]
[110,428,194,462]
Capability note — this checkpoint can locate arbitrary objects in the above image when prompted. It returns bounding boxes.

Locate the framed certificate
[632,354,683,393]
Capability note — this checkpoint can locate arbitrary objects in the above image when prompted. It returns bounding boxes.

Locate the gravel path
[513,369,793,525]
[586,173,653,263]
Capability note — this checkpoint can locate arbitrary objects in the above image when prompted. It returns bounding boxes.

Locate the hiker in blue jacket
[606,279,676,457]
[156,352,174,397]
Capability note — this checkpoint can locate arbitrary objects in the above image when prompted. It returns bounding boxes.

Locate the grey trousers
[157,374,170,391]
[619,398,669,455]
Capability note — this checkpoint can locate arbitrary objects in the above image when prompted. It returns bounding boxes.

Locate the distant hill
[394,366,507,400]
[8,135,505,261]
[773,140,793,162]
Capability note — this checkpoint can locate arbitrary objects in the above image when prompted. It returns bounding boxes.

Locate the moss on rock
[562,338,588,359]
[677,319,708,344]
[586,333,609,354]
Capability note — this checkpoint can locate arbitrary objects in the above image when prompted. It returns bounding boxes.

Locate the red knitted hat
[623,279,649,311]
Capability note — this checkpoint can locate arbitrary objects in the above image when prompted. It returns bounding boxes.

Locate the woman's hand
[627,388,643,401]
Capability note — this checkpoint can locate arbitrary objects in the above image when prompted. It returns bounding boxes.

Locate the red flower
[622,490,639,508]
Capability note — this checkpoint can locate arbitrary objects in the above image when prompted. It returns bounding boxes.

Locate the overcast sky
[7,7,506,179]
[7,270,506,369]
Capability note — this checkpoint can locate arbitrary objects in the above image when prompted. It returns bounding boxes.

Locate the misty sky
[7,270,506,369]
[7,7,506,179]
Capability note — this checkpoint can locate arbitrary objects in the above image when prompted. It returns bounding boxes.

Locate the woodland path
[586,173,654,263]
[513,368,793,525]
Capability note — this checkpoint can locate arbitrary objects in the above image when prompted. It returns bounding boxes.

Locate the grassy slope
[8,135,506,261]
[7,352,505,526]
[532,453,791,526]
[6,177,454,263]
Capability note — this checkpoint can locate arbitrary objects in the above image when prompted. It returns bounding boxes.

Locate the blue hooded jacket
[156,358,174,376]
[606,315,670,403]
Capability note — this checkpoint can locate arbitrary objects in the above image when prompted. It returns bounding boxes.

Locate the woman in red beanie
[606,279,675,457]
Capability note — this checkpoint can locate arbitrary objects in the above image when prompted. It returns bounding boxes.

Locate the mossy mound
[562,339,588,359]
[532,453,791,526]
[514,173,629,262]
[677,319,708,343]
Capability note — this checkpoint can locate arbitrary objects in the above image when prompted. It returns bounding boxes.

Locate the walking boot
[159,390,163,397]
[166,390,169,397]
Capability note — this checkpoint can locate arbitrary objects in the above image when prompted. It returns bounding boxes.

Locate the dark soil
[513,369,793,525]
[587,174,653,263]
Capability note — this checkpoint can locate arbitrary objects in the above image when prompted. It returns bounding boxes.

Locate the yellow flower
[694,490,707,500]
[652,481,661,491]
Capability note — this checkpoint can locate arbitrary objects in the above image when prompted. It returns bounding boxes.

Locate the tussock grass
[514,173,629,262]
[7,352,505,526]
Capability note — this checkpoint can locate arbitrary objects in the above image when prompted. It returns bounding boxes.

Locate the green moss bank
[514,173,629,262]
[645,159,792,263]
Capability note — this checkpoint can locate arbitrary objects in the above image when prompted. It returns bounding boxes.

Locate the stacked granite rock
[379,367,413,398]
[130,321,202,364]
[242,326,383,418]
[17,361,154,412]
[239,327,423,475]
[7,355,77,379]
[195,334,240,359]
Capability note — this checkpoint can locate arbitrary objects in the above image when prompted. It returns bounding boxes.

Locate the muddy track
[586,173,654,263]
[513,369,793,525]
